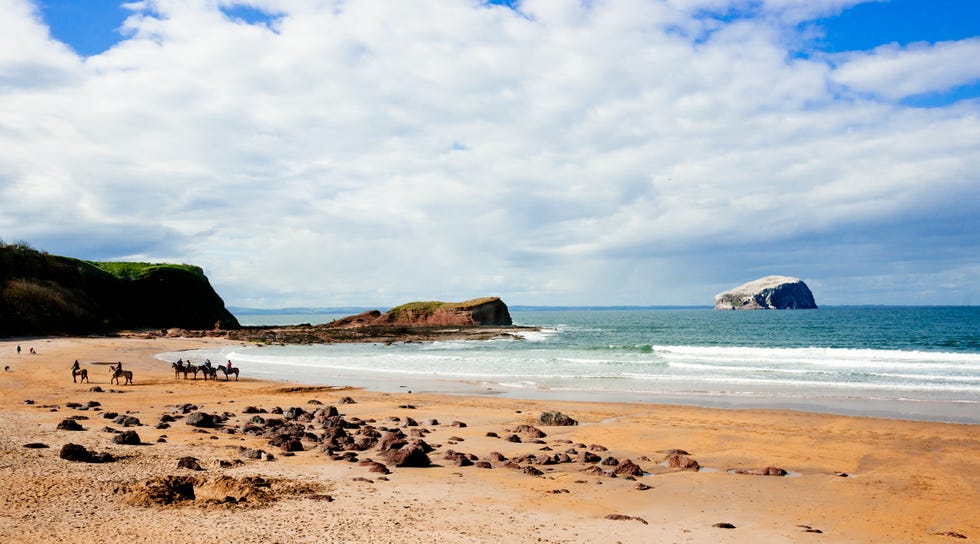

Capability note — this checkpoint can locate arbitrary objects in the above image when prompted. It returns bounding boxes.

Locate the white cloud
[0,0,977,306]
[831,38,980,100]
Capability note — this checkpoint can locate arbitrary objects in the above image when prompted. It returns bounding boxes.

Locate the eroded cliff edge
[0,243,239,336]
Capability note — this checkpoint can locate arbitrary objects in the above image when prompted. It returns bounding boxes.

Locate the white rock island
[714,275,818,310]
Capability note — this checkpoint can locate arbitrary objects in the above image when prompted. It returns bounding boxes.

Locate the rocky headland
[221,298,528,345]
[0,243,239,335]
[714,276,817,310]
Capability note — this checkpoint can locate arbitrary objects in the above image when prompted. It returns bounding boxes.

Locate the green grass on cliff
[88,261,206,281]
[385,297,500,319]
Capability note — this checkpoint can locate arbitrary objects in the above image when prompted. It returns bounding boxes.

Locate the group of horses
[71,361,237,385]
[171,360,239,381]
[71,364,132,385]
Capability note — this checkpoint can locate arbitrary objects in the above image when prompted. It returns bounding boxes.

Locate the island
[714,275,818,310]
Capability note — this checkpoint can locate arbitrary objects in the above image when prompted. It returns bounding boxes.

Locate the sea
[157,307,980,424]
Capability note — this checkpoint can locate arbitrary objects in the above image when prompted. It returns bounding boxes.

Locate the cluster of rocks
[48,397,798,493]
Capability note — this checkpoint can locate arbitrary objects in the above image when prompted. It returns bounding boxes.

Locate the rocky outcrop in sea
[714,276,817,310]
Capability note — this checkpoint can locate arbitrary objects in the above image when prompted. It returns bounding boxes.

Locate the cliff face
[0,244,239,336]
[714,276,817,310]
[333,297,513,328]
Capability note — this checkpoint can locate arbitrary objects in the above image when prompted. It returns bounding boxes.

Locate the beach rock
[487,452,508,463]
[385,442,431,468]
[714,276,817,310]
[113,415,141,427]
[514,424,546,438]
[177,457,204,471]
[933,531,967,539]
[613,459,644,477]
[173,403,198,414]
[733,466,787,476]
[113,430,142,445]
[358,460,391,474]
[659,448,690,455]
[340,396,357,404]
[56,419,84,431]
[522,466,544,477]
[23,442,49,449]
[634,483,652,491]
[59,443,114,463]
[443,450,474,467]
[186,412,217,428]
[713,522,736,529]
[665,453,701,471]
[605,514,648,525]
[377,431,407,452]
[538,411,578,426]
[578,451,602,464]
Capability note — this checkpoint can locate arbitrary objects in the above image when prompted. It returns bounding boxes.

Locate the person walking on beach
[17,345,21,355]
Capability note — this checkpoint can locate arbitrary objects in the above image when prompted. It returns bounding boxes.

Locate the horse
[218,366,240,381]
[198,365,217,381]
[110,367,133,385]
[171,362,195,380]
[72,368,88,383]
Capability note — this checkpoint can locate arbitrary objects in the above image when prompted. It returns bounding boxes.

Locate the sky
[1,0,978,308]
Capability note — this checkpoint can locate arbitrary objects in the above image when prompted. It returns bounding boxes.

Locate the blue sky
[2,0,978,307]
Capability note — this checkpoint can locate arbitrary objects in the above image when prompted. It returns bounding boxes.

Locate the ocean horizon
[163,306,980,424]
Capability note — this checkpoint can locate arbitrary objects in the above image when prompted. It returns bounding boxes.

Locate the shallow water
[160,307,980,423]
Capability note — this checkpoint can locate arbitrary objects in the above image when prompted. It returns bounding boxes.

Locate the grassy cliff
[379,297,513,326]
[0,242,239,336]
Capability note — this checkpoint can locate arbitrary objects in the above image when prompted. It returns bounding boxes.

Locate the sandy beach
[0,336,977,543]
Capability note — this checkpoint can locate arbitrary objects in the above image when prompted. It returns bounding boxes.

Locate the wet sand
[1,336,977,543]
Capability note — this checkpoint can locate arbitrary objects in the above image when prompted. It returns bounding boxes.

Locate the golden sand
[1,336,976,543]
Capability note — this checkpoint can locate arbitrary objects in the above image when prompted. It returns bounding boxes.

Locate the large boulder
[714,276,817,310]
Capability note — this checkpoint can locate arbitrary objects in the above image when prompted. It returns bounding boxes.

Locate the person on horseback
[71,360,80,372]
[227,360,232,370]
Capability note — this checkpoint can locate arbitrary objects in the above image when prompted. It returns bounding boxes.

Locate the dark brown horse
[198,365,217,381]
[171,362,196,379]
[72,368,88,383]
[218,366,239,381]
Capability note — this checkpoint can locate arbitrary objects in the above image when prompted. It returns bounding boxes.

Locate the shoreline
[155,338,980,426]
[1,336,978,543]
